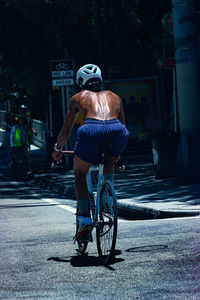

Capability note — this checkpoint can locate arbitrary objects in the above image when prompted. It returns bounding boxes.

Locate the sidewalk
[1,145,200,220]
[30,146,200,220]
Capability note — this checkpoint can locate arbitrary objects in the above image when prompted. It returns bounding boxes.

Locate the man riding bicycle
[52,64,129,239]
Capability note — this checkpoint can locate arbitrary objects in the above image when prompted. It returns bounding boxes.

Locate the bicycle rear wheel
[96,181,118,264]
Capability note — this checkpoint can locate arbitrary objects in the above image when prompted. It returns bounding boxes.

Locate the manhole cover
[125,245,168,253]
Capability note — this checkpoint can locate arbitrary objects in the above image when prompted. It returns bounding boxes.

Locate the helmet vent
[76,64,102,87]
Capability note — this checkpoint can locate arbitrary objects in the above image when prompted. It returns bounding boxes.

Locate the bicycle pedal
[77,232,93,243]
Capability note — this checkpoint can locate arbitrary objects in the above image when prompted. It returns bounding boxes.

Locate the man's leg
[103,154,120,183]
[11,148,21,179]
[73,155,93,238]
[73,155,91,216]
[23,147,32,172]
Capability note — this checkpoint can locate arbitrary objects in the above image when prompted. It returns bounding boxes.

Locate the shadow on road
[47,250,124,270]
[0,179,65,201]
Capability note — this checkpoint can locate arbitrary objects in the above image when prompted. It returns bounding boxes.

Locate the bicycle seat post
[99,152,104,175]
[100,152,104,164]
[98,142,111,176]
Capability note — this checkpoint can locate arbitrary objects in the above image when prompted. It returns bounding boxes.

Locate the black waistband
[84,118,119,124]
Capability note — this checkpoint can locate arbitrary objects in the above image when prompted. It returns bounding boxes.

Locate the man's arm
[10,126,15,148]
[55,96,79,149]
[52,96,78,163]
[31,127,37,136]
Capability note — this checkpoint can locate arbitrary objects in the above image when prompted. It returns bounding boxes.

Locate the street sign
[50,59,74,87]
[52,70,73,78]
[52,78,74,86]
[50,59,73,72]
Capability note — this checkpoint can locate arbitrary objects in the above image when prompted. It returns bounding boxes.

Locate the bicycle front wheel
[96,181,118,264]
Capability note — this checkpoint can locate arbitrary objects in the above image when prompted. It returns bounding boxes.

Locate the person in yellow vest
[18,104,37,171]
[19,105,37,144]
[10,115,32,177]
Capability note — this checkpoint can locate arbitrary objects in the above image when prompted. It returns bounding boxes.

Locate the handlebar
[61,150,74,155]
[50,150,74,169]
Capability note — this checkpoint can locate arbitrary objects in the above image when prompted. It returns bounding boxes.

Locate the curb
[1,165,200,221]
[117,201,200,220]
[30,173,200,220]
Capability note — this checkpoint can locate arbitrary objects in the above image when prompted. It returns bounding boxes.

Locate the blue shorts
[74,118,130,163]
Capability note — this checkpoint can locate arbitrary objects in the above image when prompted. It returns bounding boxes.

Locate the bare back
[54,89,126,149]
[71,90,125,122]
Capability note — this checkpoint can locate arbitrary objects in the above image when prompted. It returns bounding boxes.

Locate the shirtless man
[52,64,129,238]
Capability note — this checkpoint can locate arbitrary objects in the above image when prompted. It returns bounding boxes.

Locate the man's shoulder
[11,124,18,128]
[103,90,118,95]
[102,90,121,99]
[71,90,87,99]
[11,125,16,130]
[76,90,94,96]
[72,90,120,99]
[71,90,94,101]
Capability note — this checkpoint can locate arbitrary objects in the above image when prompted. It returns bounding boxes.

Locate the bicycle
[62,142,118,265]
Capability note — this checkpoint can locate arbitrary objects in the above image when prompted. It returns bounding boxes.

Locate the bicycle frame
[61,149,115,221]
[86,162,104,225]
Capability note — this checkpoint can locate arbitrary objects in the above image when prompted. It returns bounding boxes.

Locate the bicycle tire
[96,180,118,264]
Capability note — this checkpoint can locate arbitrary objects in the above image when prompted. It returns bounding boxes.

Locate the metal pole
[49,93,53,138]
[95,0,104,68]
[7,99,11,113]
[65,86,70,149]
[172,68,178,133]
[61,85,68,168]
[61,86,66,124]
[172,0,200,180]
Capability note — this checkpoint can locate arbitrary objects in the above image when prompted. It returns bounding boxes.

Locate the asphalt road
[0,178,200,300]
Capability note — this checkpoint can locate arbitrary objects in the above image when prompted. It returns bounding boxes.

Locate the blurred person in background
[10,115,32,178]
[18,104,37,141]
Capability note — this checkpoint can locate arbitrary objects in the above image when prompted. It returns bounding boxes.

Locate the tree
[0,0,171,120]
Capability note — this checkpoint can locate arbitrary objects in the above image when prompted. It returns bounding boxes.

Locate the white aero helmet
[76,64,102,87]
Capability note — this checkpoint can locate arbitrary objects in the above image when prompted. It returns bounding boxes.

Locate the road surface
[0,178,200,299]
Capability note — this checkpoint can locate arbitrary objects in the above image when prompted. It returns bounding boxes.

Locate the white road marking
[41,198,200,224]
[42,198,76,213]
[41,197,128,222]
[57,205,76,214]
[42,198,58,205]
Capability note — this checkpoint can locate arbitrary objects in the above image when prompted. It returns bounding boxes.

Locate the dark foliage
[0,0,172,119]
